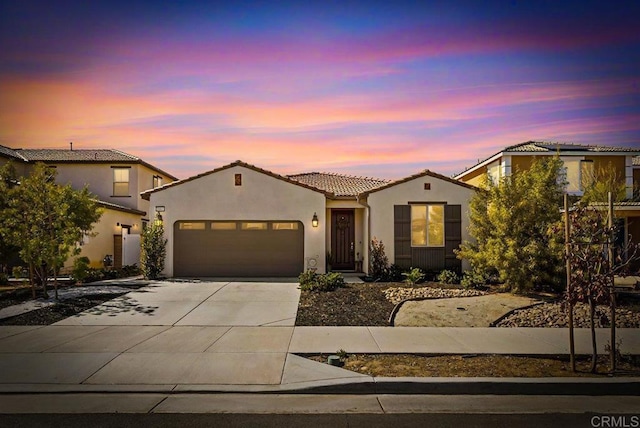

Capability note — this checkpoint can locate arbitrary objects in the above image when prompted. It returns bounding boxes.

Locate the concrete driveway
[55,280,301,327]
[0,280,337,388]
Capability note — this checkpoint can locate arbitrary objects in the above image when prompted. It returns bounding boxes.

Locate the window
[272,222,299,230]
[113,168,130,196]
[241,222,268,230]
[179,222,206,230]
[211,222,236,230]
[153,175,163,188]
[411,204,444,247]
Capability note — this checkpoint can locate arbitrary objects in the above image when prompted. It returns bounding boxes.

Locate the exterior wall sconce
[312,212,319,228]
[154,206,165,226]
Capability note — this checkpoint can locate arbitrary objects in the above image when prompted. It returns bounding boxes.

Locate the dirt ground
[307,354,640,377]
[393,294,542,327]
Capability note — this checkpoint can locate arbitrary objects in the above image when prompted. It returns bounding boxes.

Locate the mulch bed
[0,293,128,326]
[295,282,416,326]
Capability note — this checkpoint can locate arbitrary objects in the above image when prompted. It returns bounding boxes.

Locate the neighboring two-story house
[455,141,640,256]
[0,144,177,269]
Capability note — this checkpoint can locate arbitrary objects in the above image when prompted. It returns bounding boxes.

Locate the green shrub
[385,264,404,282]
[141,216,167,280]
[71,257,91,283]
[402,267,425,286]
[12,266,25,279]
[121,264,140,277]
[298,270,317,287]
[299,271,345,292]
[370,237,389,280]
[461,268,488,290]
[437,269,459,284]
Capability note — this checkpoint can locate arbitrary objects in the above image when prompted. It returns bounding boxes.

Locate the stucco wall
[67,208,143,269]
[367,175,474,271]
[149,165,327,277]
[51,163,173,213]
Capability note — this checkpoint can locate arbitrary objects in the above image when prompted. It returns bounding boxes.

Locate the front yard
[296,281,640,377]
[2,280,639,377]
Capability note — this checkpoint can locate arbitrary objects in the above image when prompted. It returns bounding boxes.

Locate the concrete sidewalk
[0,280,638,396]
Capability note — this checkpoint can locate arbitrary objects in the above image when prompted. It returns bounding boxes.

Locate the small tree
[581,163,626,204]
[0,163,101,299]
[566,200,639,373]
[457,157,566,292]
[141,215,167,280]
[0,162,21,274]
[369,237,389,280]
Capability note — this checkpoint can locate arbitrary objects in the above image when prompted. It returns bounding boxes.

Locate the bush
[12,266,25,279]
[461,268,488,290]
[370,237,389,280]
[0,273,8,285]
[437,269,459,284]
[299,271,345,292]
[121,264,140,277]
[141,216,167,280]
[71,257,91,283]
[298,270,317,287]
[402,267,425,286]
[384,264,404,282]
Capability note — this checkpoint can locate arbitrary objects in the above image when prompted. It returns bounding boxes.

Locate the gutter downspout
[357,193,371,275]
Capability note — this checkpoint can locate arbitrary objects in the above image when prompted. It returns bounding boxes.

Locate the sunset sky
[1,1,639,179]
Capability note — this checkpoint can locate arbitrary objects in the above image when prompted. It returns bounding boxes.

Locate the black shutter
[444,204,462,273]
[394,205,411,269]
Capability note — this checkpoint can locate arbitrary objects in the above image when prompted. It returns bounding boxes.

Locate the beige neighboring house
[455,141,640,269]
[141,160,475,278]
[455,141,640,198]
[0,144,177,269]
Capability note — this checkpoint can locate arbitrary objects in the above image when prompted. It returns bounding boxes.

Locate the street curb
[2,377,639,396]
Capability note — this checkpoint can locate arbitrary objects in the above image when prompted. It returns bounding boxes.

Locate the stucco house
[455,141,640,198]
[0,144,177,269]
[455,141,640,255]
[141,160,475,277]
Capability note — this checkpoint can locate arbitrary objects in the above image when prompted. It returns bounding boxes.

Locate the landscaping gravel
[495,301,640,328]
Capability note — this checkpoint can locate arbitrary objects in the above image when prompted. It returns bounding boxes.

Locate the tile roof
[17,148,139,162]
[287,172,390,196]
[505,141,640,153]
[0,145,27,162]
[455,141,640,178]
[0,146,177,180]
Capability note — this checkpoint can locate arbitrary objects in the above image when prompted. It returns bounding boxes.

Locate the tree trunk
[29,263,35,299]
[564,194,576,372]
[53,270,58,301]
[608,192,616,374]
[589,296,597,373]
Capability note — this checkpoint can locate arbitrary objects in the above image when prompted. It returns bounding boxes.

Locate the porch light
[154,214,163,226]
[312,212,319,228]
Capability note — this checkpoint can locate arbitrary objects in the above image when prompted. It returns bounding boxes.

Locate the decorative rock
[383,287,486,305]
[495,302,640,328]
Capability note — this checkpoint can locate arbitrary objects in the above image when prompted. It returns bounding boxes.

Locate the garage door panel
[174,221,304,277]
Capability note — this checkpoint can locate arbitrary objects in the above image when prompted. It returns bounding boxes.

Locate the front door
[331,209,355,270]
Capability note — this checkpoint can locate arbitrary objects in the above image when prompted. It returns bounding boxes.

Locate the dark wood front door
[331,210,355,270]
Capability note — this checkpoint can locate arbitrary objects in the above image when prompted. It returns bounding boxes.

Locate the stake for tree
[564,193,575,372]
[608,191,616,374]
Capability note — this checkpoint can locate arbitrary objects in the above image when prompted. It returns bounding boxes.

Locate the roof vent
[69,142,73,151]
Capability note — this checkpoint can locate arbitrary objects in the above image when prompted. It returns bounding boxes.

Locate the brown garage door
[173,220,304,277]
